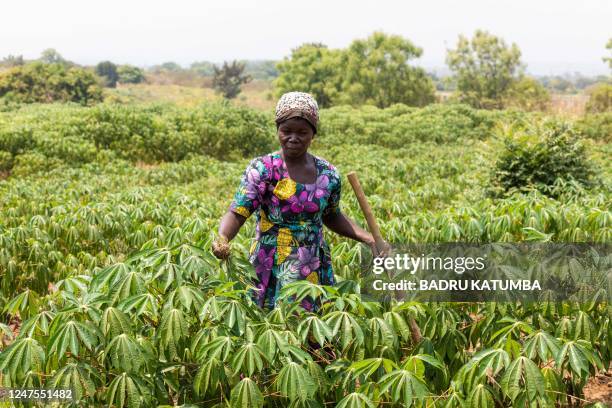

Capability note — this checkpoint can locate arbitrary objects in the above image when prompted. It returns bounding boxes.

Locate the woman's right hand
[212,235,231,260]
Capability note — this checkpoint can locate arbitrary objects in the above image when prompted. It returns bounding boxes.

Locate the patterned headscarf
[275,91,319,133]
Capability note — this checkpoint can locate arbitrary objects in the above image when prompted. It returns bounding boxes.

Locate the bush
[0,62,103,105]
[575,112,612,142]
[0,150,12,172]
[585,83,612,113]
[490,119,596,197]
[318,103,504,148]
[117,64,145,84]
[11,152,64,177]
[502,76,551,112]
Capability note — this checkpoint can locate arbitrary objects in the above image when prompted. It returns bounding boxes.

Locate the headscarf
[275,91,319,133]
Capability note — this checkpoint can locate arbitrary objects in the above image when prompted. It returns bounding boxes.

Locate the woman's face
[277,117,315,158]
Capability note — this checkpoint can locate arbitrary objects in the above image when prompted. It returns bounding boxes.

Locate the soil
[583,369,612,406]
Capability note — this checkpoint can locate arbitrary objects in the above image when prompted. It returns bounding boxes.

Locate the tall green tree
[212,60,251,99]
[95,61,119,88]
[274,43,342,108]
[117,65,145,84]
[39,48,67,65]
[338,32,435,108]
[446,30,524,109]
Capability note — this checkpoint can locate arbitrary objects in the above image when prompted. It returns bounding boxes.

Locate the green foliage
[0,101,609,406]
[275,43,342,108]
[446,30,524,109]
[275,33,435,108]
[0,62,103,105]
[39,48,68,65]
[490,119,597,197]
[96,60,119,88]
[117,65,145,84]
[213,60,252,99]
[585,83,612,113]
[337,31,435,108]
[1,54,25,68]
[190,61,215,76]
[575,112,612,142]
[503,76,551,112]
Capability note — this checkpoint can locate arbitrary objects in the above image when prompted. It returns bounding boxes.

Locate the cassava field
[0,99,610,407]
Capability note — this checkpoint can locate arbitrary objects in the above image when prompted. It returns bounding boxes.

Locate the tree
[605,38,612,70]
[503,76,551,112]
[585,83,611,113]
[212,60,251,99]
[95,61,119,88]
[274,43,342,108]
[117,65,145,84]
[446,30,524,109]
[0,62,102,105]
[1,55,24,67]
[338,32,435,108]
[39,48,67,65]
[190,61,215,76]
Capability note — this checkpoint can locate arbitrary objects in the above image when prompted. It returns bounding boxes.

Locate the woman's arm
[218,210,247,241]
[323,211,372,244]
[212,210,247,259]
[323,211,393,257]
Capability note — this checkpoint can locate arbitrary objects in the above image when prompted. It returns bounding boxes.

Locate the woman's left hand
[366,236,392,258]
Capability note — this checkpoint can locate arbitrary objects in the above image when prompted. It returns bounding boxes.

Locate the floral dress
[229,151,341,310]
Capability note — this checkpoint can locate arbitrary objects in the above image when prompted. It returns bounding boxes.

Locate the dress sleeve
[323,167,341,217]
[229,158,266,218]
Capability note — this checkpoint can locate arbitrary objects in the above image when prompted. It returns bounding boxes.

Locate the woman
[212,91,386,310]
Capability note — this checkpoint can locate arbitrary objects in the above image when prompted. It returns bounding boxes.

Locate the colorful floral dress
[229,151,341,310]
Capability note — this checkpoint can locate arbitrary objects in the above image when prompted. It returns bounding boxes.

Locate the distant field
[105,79,275,110]
[108,84,590,117]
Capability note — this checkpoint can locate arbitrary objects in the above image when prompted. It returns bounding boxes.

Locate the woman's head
[275,92,319,158]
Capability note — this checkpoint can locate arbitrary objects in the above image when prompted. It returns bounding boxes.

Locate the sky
[2,0,611,76]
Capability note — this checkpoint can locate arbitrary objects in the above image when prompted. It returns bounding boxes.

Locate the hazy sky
[3,0,611,75]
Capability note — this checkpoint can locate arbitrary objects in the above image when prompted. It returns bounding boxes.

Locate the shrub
[584,83,612,114]
[575,112,611,142]
[117,65,145,84]
[0,62,103,105]
[11,152,64,177]
[0,150,12,172]
[490,119,596,197]
[502,76,551,112]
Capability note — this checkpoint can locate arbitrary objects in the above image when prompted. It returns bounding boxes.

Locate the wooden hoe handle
[346,171,386,255]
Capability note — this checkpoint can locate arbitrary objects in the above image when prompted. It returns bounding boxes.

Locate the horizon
[2,0,611,76]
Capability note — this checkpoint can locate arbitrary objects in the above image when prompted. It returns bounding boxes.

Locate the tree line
[1,31,610,110]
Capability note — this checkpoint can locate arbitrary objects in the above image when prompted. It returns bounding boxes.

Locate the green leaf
[324,311,364,351]
[275,362,317,401]
[230,377,264,408]
[335,392,375,408]
[231,342,267,376]
[107,372,151,408]
[379,369,429,407]
[194,357,227,397]
[0,337,45,381]
[104,334,146,373]
[524,330,561,363]
[500,356,545,401]
[158,308,189,360]
[47,321,101,359]
[101,307,133,338]
[467,384,494,408]
[297,315,332,347]
[349,358,397,381]
[49,362,98,401]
